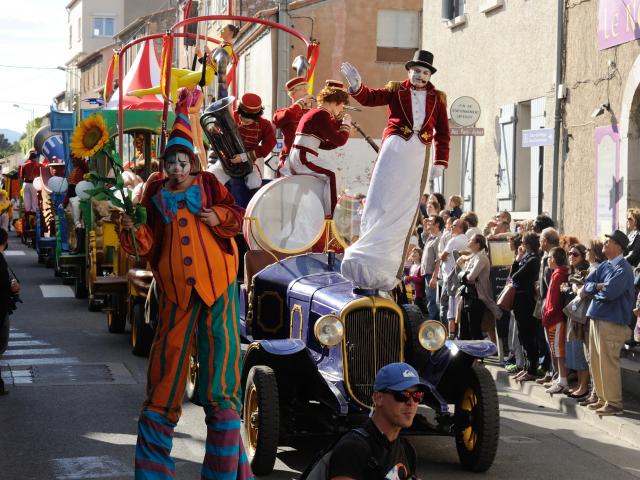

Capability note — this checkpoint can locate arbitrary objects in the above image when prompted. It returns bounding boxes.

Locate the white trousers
[285,147,336,216]
[209,161,262,190]
[341,135,428,290]
[23,182,38,213]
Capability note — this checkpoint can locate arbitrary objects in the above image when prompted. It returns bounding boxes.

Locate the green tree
[0,134,20,158]
[18,116,44,154]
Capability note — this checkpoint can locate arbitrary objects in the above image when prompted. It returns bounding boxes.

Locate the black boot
[73,227,85,255]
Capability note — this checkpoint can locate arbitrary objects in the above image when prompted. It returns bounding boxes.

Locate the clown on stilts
[119,104,254,480]
[340,50,450,291]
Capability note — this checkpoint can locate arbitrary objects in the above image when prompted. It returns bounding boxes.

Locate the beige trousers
[589,318,631,409]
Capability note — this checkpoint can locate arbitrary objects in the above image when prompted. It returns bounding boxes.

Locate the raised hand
[340,62,362,92]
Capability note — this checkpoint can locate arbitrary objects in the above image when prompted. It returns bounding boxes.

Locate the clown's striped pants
[135,283,254,479]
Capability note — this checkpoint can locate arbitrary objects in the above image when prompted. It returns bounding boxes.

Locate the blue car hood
[289,272,361,314]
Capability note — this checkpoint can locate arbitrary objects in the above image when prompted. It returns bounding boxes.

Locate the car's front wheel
[243,365,279,476]
[454,364,499,472]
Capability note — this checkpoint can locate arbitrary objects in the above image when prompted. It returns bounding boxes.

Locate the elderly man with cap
[327,362,423,479]
[210,93,276,196]
[273,76,316,176]
[285,80,352,216]
[340,50,450,292]
[582,229,634,416]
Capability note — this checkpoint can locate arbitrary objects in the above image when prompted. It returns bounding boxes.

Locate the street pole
[552,0,564,224]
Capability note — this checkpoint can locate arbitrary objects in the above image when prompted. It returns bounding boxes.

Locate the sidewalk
[485,360,640,449]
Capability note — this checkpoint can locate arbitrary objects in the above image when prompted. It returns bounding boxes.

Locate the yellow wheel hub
[461,387,478,451]
[245,384,259,455]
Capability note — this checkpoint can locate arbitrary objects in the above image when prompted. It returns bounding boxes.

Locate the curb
[485,364,640,449]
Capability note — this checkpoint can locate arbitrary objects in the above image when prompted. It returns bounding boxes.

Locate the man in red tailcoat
[272,77,315,176]
[340,50,450,291]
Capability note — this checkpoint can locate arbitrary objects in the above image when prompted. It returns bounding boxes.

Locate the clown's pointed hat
[162,104,197,164]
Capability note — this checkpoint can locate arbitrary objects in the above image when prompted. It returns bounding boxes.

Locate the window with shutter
[497,103,516,211]
[376,10,420,62]
[442,0,465,20]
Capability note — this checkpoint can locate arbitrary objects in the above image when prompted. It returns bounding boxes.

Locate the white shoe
[545,383,568,394]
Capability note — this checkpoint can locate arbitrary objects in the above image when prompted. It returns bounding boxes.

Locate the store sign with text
[598,0,640,50]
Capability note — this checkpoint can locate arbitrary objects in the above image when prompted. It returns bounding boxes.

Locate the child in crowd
[405,247,426,314]
[543,247,570,394]
[448,195,463,219]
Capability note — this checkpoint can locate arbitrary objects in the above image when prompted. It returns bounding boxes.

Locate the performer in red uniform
[272,76,315,176]
[210,93,276,190]
[19,149,40,213]
[340,50,450,291]
[285,82,352,216]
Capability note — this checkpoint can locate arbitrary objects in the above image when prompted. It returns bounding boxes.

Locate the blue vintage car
[183,176,500,475]
[237,250,499,476]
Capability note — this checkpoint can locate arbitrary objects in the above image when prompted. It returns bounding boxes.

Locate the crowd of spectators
[403,195,640,416]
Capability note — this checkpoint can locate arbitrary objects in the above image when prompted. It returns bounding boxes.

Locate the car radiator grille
[343,307,403,407]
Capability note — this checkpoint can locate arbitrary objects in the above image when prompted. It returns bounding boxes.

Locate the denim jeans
[425,285,439,321]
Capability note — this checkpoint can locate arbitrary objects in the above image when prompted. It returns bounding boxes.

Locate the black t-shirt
[328,420,417,480]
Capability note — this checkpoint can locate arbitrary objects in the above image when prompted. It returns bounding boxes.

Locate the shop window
[376,10,420,62]
[93,17,115,37]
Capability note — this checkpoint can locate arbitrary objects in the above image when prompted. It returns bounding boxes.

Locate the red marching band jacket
[272,103,309,160]
[350,79,450,166]
[232,112,277,162]
[294,108,350,152]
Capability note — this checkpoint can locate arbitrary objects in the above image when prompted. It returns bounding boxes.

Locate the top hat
[405,50,437,74]
[605,229,630,250]
[238,93,264,114]
[286,76,309,91]
[162,104,197,164]
[373,362,427,392]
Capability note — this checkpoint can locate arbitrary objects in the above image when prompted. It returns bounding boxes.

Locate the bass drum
[243,175,327,254]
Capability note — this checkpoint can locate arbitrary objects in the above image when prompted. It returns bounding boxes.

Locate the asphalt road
[1,237,639,480]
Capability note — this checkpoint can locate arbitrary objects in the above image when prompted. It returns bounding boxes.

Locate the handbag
[496,284,516,312]
[563,295,589,324]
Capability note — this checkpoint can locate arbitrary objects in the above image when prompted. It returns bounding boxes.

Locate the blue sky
[0,1,68,133]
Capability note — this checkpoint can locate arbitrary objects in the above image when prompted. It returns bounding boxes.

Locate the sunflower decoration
[70,114,109,158]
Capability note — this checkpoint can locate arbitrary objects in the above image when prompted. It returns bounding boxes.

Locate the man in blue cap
[583,229,634,416]
[328,362,425,479]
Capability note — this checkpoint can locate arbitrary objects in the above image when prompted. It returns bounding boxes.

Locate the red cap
[325,79,346,90]
[239,93,263,113]
[286,76,309,91]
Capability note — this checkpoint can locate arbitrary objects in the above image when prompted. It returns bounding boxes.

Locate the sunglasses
[569,251,582,257]
[384,390,425,403]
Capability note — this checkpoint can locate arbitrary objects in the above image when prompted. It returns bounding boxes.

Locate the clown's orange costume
[120,105,253,480]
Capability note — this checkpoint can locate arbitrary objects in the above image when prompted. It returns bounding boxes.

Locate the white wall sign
[450,96,481,127]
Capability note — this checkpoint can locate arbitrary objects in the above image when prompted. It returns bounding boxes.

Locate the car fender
[241,340,345,413]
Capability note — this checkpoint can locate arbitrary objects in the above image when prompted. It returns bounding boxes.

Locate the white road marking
[4,251,26,256]
[8,333,31,339]
[0,357,80,367]
[39,285,75,298]
[3,348,64,356]
[51,455,134,479]
[7,340,48,347]
[500,435,542,444]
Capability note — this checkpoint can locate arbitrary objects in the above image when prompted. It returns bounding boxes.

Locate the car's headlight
[314,314,344,347]
[418,320,447,351]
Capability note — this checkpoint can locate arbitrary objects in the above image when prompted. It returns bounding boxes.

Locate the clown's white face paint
[164,151,192,186]
[408,66,432,88]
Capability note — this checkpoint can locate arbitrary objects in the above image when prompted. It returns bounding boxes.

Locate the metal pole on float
[118,49,124,160]
[160,32,174,155]
[276,0,290,110]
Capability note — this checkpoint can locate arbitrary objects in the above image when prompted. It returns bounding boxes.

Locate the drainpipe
[552,0,564,225]
[276,0,290,110]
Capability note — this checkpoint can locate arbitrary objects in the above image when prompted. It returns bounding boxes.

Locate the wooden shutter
[461,136,475,211]
[497,103,517,211]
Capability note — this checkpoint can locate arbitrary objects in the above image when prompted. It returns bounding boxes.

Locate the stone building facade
[422,0,560,224]
[562,1,640,240]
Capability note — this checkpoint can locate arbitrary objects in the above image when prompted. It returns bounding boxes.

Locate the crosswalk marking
[7,340,48,347]
[8,333,31,339]
[3,348,63,356]
[0,357,80,367]
[39,285,75,298]
[4,251,26,256]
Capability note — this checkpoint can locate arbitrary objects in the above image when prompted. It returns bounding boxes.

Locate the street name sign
[522,128,554,147]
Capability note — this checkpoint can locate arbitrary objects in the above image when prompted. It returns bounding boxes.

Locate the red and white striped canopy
[106,40,164,111]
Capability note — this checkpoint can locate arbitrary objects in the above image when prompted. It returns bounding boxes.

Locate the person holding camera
[456,234,502,340]
[0,228,21,395]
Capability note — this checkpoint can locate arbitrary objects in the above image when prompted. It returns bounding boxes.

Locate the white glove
[429,164,445,179]
[341,113,353,127]
[340,62,362,93]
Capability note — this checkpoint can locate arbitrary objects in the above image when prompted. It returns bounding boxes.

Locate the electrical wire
[0,64,63,70]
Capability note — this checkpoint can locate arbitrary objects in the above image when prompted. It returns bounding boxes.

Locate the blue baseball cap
[373,362,427,392]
